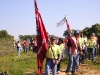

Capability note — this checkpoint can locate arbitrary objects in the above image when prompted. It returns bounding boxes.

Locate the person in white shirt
[17,41,22,57]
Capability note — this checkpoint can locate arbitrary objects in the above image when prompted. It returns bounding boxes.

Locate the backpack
[33,46,37,53]
[67,37,73,47]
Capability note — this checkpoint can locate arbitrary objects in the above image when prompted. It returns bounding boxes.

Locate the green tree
[0,30,14,40]
[63,30,69,37]
[82,27,90,37]
[63,29,74,37]
[83,23,100,38]
[63,23,100,38]
[0,30,8,38]
[19,35,36,40]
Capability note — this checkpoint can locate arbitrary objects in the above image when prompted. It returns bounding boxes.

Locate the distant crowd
[12,38,37,56]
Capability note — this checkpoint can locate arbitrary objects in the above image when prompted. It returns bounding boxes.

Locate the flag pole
[65,15,71,35]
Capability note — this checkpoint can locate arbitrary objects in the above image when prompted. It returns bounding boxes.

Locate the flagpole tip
[65,15,68,19]
[65,15,68,20]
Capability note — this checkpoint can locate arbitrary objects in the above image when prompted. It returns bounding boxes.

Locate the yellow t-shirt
[46,44,61,59]
[87,39,96,48]
[77,37,84,47]
[59,43,64,51]
[82,37,87,48]
[84,37,87,43]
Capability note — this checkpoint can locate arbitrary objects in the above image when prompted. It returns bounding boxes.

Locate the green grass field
[0,50,67,75]
[0,50,38,75]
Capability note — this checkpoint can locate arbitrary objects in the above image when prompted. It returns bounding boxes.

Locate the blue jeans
[17,47,22,57]
[45,58,57,75]
[66,54,79,73]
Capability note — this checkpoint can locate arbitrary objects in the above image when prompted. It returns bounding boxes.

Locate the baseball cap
[74,30,79,34]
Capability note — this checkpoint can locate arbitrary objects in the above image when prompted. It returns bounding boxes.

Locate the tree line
[63,23,100,37]
[1,23,100,41]
[0,30,14,40]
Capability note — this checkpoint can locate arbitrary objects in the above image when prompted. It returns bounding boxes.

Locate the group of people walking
[45,30,99,75]
[65,30,98,75]
[13,38,37,57]
[12,30,99,75]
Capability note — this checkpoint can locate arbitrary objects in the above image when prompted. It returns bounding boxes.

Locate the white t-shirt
[17,43,21,48]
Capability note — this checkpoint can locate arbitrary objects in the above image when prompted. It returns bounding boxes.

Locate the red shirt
[23,41,28,46]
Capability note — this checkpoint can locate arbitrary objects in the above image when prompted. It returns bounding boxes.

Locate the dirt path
[26,68,100,75]
[56,64,100,75]
[56,69,100,75]
[31,64,100,75]
[27,69,100,75]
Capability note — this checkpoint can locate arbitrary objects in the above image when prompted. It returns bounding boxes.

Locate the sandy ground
[26,69,100,75]
[55,69,100,75]
[55,64,100,75]
[30,64,100,75]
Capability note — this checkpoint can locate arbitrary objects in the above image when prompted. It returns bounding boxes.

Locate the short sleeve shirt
[46,44,61,59]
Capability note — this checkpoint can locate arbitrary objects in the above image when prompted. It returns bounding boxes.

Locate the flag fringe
[56,17,66,26]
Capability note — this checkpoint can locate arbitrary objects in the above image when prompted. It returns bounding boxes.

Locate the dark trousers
[94,46,97,57]
[79,53,82,64]
[82,49,87,62]
[87,48,95,61]
[57,51,64,72]
[57,60,61,71]
[24,46,28,53]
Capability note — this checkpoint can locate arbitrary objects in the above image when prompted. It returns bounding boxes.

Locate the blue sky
[0,0,100,39]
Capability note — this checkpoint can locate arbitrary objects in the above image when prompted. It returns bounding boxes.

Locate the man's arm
[57,53,62,62]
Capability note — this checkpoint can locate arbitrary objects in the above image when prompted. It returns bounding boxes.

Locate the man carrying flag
[34,0,48,75]
[56,16,76,56]
[57,16,79,74]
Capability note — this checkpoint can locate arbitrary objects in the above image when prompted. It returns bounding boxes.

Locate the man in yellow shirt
[80,33,87,63]
[45,36,62,75]
[82,35,88,61]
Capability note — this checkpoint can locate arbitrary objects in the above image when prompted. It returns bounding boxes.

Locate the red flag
[34,0,48,75]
